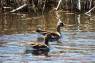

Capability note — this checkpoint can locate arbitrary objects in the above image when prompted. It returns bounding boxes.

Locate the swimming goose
[25,36,50,56]
[36,19,64,41]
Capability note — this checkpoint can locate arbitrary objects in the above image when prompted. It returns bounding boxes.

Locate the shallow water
[0,12,95,63]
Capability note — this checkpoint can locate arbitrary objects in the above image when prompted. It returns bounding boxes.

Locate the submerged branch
[85,5,95,16]
[10,4,27,12]
[56,0,62,10]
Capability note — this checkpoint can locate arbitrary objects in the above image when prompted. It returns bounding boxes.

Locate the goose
[25,35,50,56]
[36,19,64,42]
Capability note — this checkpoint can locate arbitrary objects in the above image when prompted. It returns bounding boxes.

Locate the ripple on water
[0,32,95,63]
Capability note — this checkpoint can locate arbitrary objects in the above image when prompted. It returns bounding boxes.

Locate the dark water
[0,12,95,63]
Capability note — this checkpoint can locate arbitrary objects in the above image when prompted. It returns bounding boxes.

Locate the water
[0,12,95,63]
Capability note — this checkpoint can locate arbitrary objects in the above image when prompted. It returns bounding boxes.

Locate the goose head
[36,25,43,32]
[57,19,64,33]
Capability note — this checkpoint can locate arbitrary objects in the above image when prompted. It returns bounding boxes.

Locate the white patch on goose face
[57,19,63,26]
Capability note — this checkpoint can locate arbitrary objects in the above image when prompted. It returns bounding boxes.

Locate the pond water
[0,11,95,63]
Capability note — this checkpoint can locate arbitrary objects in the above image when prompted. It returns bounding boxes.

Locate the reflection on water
[0,12,95,63]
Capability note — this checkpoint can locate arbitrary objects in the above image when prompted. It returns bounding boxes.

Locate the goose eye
[60,23,64,27]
